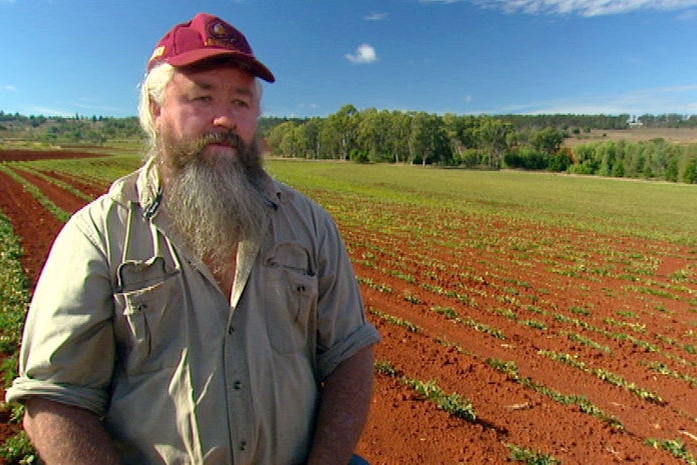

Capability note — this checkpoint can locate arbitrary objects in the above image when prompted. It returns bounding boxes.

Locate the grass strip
[0,164,70,223]
[0,210,37,464]
[0,210,30,356]
[7,164,94,202]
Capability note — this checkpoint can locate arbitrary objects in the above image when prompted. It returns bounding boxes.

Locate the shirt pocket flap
[116,256,173,293]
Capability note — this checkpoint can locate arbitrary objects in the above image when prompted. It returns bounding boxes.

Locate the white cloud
[365,12,389,20]
[345,44,379,64]
[421,0,697,16]
[3,85,17,92]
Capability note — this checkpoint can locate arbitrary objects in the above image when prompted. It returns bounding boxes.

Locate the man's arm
[23,397,122,465]
[306,344,376,465]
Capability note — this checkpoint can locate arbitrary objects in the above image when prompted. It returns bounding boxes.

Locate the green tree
[597,141,618,177]
[321,104,359,160]
[530,126,565,156]
[388,111,412,163]
[299,118,323,159]
[477,117,514,169]
[408,112,452,166]
[267,121,298,157]
[357,108,392,162]
[683,156,697,183]
[443,113,479,164]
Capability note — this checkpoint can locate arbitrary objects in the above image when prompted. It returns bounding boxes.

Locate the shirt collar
[137,158,163,219]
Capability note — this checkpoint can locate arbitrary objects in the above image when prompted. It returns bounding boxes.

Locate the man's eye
[233,99,250,108]
[194,96,211,102]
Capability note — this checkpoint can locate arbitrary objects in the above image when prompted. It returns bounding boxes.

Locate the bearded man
[7,13,380,465]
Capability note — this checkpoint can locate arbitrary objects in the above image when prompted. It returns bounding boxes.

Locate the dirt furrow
[2,150,697,464]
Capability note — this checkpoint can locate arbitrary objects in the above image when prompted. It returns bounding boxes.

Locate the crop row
[368,302,697,464]
[344,216,697,374]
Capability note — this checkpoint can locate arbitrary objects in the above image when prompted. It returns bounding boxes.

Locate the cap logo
[205,21,238,49]
[210,22,231,38]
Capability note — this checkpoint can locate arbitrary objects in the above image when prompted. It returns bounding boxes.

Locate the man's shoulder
[107,169,142,205]
[67,168,141,232]
[269,178,342,241]
[272,179,327,214]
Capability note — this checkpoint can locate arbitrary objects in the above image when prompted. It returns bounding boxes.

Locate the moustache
[168,131,244,169]
[195,131,243,152]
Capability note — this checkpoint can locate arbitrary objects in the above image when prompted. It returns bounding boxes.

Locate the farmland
[1,148,697,464]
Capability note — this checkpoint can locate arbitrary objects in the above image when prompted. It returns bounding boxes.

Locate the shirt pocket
[263,242,318,354]
[113,257,183,374]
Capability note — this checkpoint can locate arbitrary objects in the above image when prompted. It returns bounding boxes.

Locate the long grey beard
[161,135,269,273]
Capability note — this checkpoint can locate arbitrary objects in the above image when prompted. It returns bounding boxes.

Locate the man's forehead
[173,66,256,92]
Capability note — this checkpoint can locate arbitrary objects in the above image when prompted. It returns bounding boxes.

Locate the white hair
[138,62,264,155]
[138,63,176,151]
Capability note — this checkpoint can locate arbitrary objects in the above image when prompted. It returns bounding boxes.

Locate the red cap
[147,13,275,82]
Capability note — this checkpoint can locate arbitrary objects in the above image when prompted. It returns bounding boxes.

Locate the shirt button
[233,381,242,390]
[240,441,247,451]
[228,325,234,335]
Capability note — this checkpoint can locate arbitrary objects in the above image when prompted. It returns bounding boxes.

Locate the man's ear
[150,98,162,123]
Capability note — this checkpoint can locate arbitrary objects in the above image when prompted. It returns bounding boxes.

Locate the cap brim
[162,49,275,82]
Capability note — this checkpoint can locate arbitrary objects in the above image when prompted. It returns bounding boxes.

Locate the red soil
[0,149,107,162]
[1,149,696,464]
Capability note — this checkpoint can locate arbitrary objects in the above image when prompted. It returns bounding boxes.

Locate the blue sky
[2,0,697,118]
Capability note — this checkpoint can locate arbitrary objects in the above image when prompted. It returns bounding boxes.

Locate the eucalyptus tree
[357,108,392,162]
[530,126,565,156]
[388,111,412,164]
[300,117,323,159]
[267,121,299,158]
[476,117,514,169]
[442,113,480,162]
[408,112,452,165]
[320,104,359,160]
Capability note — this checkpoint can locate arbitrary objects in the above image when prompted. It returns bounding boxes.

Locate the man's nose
[212,106,238,130]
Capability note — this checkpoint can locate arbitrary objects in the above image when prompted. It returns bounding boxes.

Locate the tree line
[3,109,697,183]
[267,105,581,167]
[0,112,143,144]
[571,139,697,183]
[266,105,697,183]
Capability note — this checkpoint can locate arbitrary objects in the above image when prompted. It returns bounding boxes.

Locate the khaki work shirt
[7,160,380,464]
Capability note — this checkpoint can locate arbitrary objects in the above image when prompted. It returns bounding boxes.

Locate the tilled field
[1,149,697,464]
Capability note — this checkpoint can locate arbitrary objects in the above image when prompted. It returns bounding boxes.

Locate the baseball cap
[147,13,275,83]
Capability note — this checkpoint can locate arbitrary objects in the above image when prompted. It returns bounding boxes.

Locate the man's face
[152,65,261,177]
[150,65,268,268]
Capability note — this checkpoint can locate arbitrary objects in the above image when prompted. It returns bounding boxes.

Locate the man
[7,13,380,465]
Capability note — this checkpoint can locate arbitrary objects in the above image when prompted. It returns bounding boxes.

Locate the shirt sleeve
[6,205,116,416]
[313,208,381,381]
